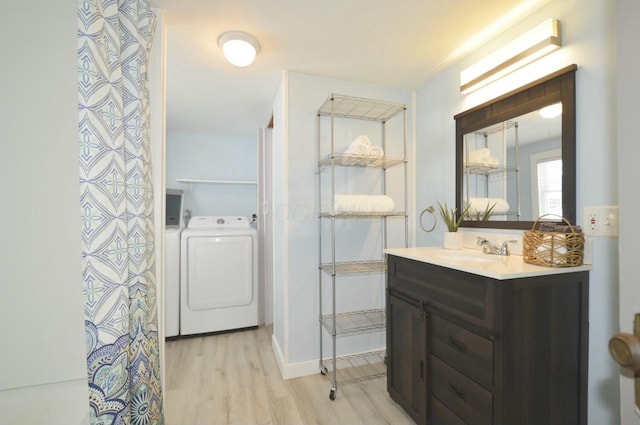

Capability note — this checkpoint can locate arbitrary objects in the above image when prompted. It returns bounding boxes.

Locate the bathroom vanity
[385,247,590,425]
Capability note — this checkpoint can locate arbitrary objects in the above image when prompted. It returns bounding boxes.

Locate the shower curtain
[78,1,163,424]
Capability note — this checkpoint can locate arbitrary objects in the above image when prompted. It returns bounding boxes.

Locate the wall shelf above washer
[176,178,257,185]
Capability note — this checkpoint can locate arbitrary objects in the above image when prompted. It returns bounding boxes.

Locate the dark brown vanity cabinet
[386,254,589,425]
[387,292,427,425]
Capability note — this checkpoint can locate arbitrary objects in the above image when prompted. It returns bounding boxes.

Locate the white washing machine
[180,216,258,335]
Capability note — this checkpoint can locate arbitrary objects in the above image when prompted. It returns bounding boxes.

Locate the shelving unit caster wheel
[329,388,336,400]
[320,366,328,376]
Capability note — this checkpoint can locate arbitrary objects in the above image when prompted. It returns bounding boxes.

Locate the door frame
[258,123,274,325]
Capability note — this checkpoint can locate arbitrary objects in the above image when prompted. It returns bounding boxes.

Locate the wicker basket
[523,215,584,267]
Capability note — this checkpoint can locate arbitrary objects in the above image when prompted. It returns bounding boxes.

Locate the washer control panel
[188,216,251,228]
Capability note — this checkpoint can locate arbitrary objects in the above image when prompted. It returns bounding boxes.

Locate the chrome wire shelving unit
[316,93,408,400]
[463,119,520,219]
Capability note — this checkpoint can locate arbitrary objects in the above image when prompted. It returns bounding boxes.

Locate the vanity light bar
[460,19,561,94]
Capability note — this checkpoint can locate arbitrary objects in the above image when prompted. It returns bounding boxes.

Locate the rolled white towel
[334,194,395,213]
[345,144,369,155]
[345,135,371,154]
[369,146,384,157]
[467,197,510,215]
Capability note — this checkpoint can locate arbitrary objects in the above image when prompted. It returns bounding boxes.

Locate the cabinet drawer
[431,315,493,388]
[430,356,492,425]
[430,396,467,425]
[388,255,495,329]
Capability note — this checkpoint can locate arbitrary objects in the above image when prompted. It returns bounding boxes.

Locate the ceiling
[150,0,542,137]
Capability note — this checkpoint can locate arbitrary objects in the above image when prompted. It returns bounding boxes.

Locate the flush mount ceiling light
[218,31,260,67]
[460,19,561,94]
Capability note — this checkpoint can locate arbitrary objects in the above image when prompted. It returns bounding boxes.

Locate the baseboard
[270,335,387,381]
[271,334,319,380]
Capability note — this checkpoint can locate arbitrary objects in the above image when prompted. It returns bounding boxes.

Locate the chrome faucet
[476,237,517,256]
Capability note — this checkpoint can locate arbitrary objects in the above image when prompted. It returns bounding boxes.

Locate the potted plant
[438,201,469,249]
[469,202,496,221]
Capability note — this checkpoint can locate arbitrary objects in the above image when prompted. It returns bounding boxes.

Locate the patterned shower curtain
[78,1,163,424]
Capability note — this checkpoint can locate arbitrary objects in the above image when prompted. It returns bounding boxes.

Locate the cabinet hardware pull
[449,338,467,352]
[449,384,466,400]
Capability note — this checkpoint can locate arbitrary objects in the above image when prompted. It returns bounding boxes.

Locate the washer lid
[187,216,251,228]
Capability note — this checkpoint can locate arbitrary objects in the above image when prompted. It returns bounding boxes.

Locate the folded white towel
[334,195,395,213]
[369,146,384,157]
[467,148,489,163]
[466,148,499,166]
[483,156,499,166]
[467,197,510,215]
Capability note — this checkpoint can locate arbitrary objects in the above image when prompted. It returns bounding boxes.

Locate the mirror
[455,65,577,230]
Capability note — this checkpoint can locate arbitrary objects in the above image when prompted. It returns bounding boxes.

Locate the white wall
[272,71,413,377]
[615,1,640,423]
[272,72,288,364]
[0,2,89,424]
[415,0,620,423]
[166,131,258,218]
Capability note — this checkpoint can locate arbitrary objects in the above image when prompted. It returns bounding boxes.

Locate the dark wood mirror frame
[454,64,577,230]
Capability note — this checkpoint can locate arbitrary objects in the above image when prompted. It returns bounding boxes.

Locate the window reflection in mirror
[462,107,562,222]
[531,149,562,217]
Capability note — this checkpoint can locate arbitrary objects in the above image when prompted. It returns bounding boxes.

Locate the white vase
[443,232,464,250]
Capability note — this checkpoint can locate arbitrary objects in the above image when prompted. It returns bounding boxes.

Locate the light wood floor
[164,325,415,425]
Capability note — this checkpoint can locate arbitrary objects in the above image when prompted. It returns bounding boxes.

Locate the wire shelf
[464,163,517,175]
[320,260,387,276]
[317,94,406,122]
[321,350,386,386]
[472,120,518,137]
[322,309,386,337]
[319,154,405,170]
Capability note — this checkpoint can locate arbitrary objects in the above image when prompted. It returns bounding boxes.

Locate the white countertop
[385,247,591,280]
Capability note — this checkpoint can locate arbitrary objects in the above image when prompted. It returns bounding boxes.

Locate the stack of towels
[467,197,510,215]
[466,148,499,166]
[344,135,384,157]
[334,195,395,213]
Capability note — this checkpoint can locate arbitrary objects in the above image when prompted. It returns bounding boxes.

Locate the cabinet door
[387,292,427,425]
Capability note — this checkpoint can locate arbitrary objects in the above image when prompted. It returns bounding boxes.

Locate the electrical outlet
[583,206,619,237]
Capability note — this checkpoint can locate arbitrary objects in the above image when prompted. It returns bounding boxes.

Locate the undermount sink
[435,253,499,264]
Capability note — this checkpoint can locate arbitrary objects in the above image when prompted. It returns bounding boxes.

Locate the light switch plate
[583,206,619,237]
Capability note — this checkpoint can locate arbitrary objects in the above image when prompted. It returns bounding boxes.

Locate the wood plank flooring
[164,325,415,425]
